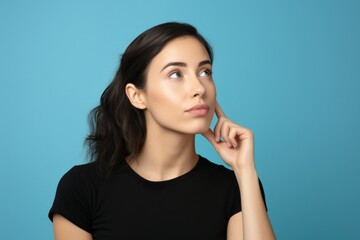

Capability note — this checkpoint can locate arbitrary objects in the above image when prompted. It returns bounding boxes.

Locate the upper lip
[185,104,210,112]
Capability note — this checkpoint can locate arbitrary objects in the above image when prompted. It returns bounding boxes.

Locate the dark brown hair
[85,22,214,174]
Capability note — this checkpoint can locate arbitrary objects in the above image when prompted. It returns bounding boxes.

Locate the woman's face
[141,36,216,135]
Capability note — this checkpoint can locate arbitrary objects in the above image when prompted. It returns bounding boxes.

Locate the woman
[49,22,275,240]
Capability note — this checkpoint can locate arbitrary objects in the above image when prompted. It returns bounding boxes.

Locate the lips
[185,104,210,116]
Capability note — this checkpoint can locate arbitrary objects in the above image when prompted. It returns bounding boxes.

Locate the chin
[198,125,211,134]
[187,121,212,134]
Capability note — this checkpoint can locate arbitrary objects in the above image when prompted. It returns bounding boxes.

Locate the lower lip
[186,108,209,116]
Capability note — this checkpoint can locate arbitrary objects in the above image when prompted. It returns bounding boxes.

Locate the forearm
[233,166,275,240]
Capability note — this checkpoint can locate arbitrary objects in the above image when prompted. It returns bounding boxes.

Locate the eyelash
[169,71,182,79]
[168,69,212,79]
[200,69,212,77]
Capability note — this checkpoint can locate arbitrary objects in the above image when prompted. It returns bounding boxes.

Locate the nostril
[192,88,205,98]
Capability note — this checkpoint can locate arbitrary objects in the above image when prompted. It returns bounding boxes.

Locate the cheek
[147,82,184,104]
[205,81,216,100]
[206,83,217,116]
[144,85,183,117]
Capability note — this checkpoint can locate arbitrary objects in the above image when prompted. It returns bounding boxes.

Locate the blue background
[1,0,359,239]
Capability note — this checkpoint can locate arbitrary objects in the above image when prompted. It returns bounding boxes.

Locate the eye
[169,71,182,79]
[199,69,212,78]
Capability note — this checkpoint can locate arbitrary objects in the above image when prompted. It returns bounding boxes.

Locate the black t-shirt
[49,155,266,240]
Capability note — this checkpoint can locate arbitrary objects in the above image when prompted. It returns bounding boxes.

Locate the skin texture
[53,36,275,239]
[125,36,216,181]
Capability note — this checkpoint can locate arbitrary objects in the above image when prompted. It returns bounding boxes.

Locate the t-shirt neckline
[125,155,203,187]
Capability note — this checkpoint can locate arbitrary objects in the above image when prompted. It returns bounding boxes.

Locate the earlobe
[125,83,147,110]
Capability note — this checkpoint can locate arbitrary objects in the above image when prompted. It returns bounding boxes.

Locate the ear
[125,83,147,110]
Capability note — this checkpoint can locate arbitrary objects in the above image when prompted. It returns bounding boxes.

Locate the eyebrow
[160,60,212,72]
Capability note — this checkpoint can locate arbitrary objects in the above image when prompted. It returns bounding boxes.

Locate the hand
[201,101,256,171]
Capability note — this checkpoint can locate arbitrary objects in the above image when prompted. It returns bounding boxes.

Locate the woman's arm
[53,214,92,240]
[227,212,243,240]
[202,102,275,240]
[233,167,274,239]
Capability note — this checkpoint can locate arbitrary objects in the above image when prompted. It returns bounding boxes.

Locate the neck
[128,122,198,182]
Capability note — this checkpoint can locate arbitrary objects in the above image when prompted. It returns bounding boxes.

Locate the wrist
[232,162,257,174]
[233,165,258,182]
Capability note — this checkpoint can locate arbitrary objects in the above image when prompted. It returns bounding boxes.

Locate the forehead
[148,36,211,69]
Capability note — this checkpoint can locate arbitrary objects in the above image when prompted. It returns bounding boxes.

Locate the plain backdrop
[1,0,359,239]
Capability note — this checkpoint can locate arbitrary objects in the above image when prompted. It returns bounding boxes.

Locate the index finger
[215,100,226,119]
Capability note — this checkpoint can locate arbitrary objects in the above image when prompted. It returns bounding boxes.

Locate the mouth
[185,104,210,116]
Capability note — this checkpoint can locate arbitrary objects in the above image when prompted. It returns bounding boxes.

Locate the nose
[193,87,205,98]
[190,76,205,98]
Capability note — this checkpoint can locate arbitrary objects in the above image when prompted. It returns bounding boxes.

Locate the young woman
[49,22,275,240]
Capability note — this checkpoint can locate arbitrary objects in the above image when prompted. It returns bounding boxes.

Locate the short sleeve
[227,175,268,219]
[48,166,93,233]
[227,174,242,219]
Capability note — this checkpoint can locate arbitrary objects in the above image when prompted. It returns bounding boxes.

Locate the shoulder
[61,162,97,180]
[198,155,236,176]
[197,155,238,185]
[57,161,134,192]
[197,155,242,218]
[49,162,100,231]
[57,162,102,192]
